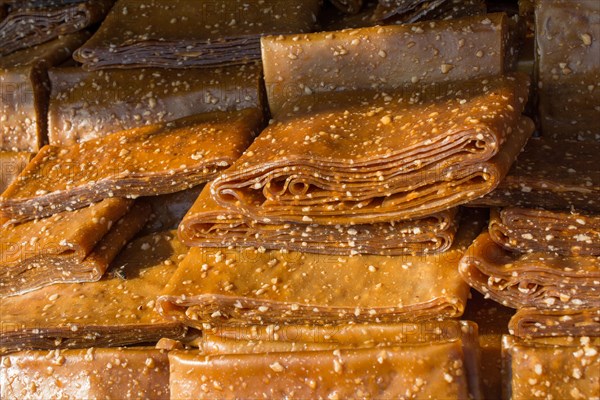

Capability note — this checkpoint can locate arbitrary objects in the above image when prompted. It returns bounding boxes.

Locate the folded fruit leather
[470,138,600,211]
[0,231,188,354]
[48,64,263,145]
[158,214,484,328]
[263,13,510,116]
[459,231,600,310]
[373,0,486,23]
[212,75,534,225]
[73,0,322,70]
[0,31,90,152]
[463,290,515,400]
[0,347,169,400]
[502,335,600,400]
[0,0,113,56]
[509,308,600,339]
[0,200,148,297]
[0,109,263,222]
[489,208,600,256]
[180,184,459,256]
[0,152,31,194]
[536,0,600,141]
[170,321,481,399]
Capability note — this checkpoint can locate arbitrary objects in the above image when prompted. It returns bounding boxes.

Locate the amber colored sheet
[471,138,600,211]
[262,13,508,115]
[0,109,263,222]
[74,0,321,70]
[0,0,112,56]
[509,308,600,338]
[463,290,515,400]
[158,213,484,328]
[212,75,533,224]
[48,64,262,145]
[536,0,600,141]
[179,184,459,255]
[0,32,90,152]
[0,200,151,297]
[0,231,188,354]
[170,322,480,399]
[502,336,600,400]
[0,152,31,194]
[489,207,600,256]
[0,347,169,399]
[459,231,600,310]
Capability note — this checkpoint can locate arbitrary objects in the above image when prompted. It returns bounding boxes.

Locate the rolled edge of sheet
[509,308,600,338]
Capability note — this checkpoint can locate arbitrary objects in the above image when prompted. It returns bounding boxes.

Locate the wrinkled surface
[158,213,484,328]
[509,308,600,338]
[0,199,148,297]
[0,231,188,354]
[263,13,509,115]
[0,32,90,152]
[0,0,112,56]
[170,322,480,400]
[212,75,533,224]
[459,231,600,310]
[48,64,262,145]
[471,138,600,211]
[374,0,485,22]
[0,152,31,194]
[536,0,600,141]
[489,207,600,256]
[0,109,263,222]
[179,184,459,255]
[502,336,600,400]
[74,0,321,69]
[0,347,169,400]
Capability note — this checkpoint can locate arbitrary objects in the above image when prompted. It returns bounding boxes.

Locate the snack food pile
[0,1,598,399]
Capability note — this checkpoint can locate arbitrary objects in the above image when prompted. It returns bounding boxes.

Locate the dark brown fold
[158,213,484,328]
[212,75,534,224]
[0,31,90,152]
[373,0,486,23]
[489,207,600,256]
[179,184,459,256]
[141,185,204,236]
[329,0,363,14]
[0,0,113,56]
[48,64,262,145]
[535,0,600,141]
[0,109,263,222]
[0,231,188,355]
[0,200,150,297]
[170,321,481,400]
[0,152,31,193]
[502,336,600,400]
[471,138,600,211]
[263,13,509,116]
[509,308,600,338]
[0,347,169,399]
[73,0,321,70]
[459,231,600,310]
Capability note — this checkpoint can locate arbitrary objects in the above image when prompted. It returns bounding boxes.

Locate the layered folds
[73,0,321,70]
[48,64,262,145]
[509,308,600,338]
[0,231,188,354]
[0,32,90,152]
[0,200,148,297]
[502,336,600,400]
[489,208,600,256]
[459,231,600,310]
[0,0,113,56]
[0,348,169,400]
[171,320,481,399]
[0,152,31,193]
[0,109,263,222]
[212,75,534,224]
[158,214,483,327]
[179,185,459,255]
[471,138,600,211]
